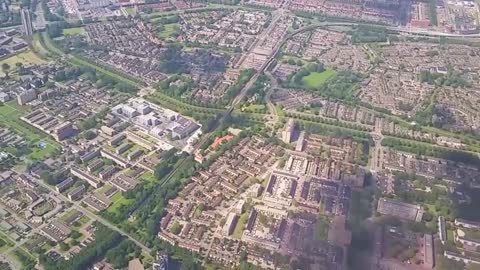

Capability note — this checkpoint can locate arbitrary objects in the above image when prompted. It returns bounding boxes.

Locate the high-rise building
[282,119,296,144]
[17,88,37,105]
[21,8,33,37]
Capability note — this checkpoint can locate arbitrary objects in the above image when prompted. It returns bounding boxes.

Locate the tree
[15,62,24,74]
[170,221,182,235]
[70,230,82,239]
[2,63,10,78]
[82,130,97,140]
[70,239,79,246]
[79,116,97,131]
[105,240,140,268]
[59,242,69,251]
[180,256,199,270]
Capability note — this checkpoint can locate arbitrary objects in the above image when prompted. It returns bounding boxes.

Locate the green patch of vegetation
[170,221,182,235]
[447,229,455,243]
[98,184,114,194]
[139,171,156,185]
[436,255,464,270]
[280,55,305,66]
[124,7,136,16]
[0,235,13,252]
[233,212,248,239]
[302,69,336,88]
[243,104,266,113]
[194,204,204,218]
[424,203,440,216]
[157,23,180,39]
[107,193,134,215]
[11,248,35,270]
[286,62,364,102]
[418,69,468,88]
[105,239,141,268]
[274,105,286,117]
[0,51,46,76]
[315,215,329,240]
[62,27,84,36]
[348,25,388,43]
[28,142,59,160]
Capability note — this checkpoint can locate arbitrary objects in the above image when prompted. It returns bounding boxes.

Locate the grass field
[232,212,248,239]
[0,51,46,76]
[157,23,180,39]
[0,233,13,253]
[302,69,336,89]
[315,215,330,241]
[124,7,136,16]
[62,27,84,36]
[32,35,50,57]
[107,192,133,214]
[98,184,114,194]
[140,171,156,185]
[244,104,266,112]
[274,104,286,117]
[447,229,455,243]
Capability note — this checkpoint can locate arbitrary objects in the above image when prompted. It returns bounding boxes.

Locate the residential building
[424,234,434,268]
[68,185,85,201]
[222,213,238,236]
[455,218,480,229]
[438,216,447,245]
[17,88,36,105]
[282,119,295,144]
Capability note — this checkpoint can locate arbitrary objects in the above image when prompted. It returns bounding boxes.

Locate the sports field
[302,69,336,88]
